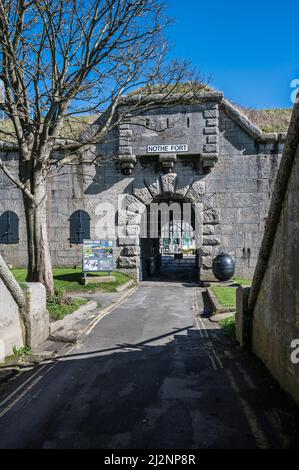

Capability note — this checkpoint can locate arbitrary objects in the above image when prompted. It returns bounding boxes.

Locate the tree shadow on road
[0,324,299,449]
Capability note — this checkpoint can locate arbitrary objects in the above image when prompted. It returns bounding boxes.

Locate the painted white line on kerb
[226,368,270,449]
[194,315,204,339]
[0,288,137,418]
[85,286,138,336]
[194,288,224,370]
[198,316,209,338]
[0,364,48,410]
[0,373,45,419]
[208,352,218,371]
[213,350,224,369]
[0,345,77,419]
[195,288,209,337]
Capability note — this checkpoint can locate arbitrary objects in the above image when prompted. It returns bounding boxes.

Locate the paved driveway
[0,283,298,449]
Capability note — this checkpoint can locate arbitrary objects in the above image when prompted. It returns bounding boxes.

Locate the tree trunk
[0,254,26,309]
[0,253,31,345]
[23,163,54,296]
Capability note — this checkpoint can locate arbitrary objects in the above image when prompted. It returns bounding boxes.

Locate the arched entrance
[139,199,201,282]
[117,172,222,283]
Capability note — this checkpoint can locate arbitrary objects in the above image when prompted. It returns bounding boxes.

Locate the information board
[82,240,114,273]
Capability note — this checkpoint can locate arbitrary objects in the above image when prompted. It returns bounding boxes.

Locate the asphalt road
[0,282,298,449]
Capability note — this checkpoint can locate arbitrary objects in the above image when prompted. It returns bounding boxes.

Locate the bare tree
[0,0,203,295]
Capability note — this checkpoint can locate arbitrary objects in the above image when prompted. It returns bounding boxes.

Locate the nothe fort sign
[147,144,189,153]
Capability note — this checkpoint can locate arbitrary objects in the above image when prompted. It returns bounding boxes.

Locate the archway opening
[139,199,201,283]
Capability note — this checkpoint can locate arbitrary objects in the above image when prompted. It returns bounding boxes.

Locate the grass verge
[11,268,132,293]
[11,267,132,321]
[234,277,252,286]
[211,285,237,308]
[219,316,236,339]
[47,297,88,321]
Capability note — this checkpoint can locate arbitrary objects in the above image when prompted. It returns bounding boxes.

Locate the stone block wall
[0,279,49,359]
[0,96,285,281]
[0,278,24,360]
[251,143,299,404]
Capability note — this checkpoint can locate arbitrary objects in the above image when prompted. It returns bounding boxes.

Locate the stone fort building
[0,91,286,281]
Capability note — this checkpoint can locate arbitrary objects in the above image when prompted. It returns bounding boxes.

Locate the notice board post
[82,240,114,285]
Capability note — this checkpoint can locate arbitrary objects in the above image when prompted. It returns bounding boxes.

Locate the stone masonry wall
[0,99,283,281]
[251,144,299,404]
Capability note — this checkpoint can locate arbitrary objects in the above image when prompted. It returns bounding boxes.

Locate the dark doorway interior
[140,202,200,283]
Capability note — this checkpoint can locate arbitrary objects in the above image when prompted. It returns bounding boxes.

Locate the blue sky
[166,0,298,108]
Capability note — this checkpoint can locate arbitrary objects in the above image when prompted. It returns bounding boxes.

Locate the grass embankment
[12,268,131,293]
[219,316,236,339]
[212,278,252,339]
[211,286,237,308]
[12,268,132,321]
[47,295,87,321]
[211,277,252,308]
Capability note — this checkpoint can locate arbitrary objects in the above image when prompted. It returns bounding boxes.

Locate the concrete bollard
[24,283,50,348]
[236,286,252,349]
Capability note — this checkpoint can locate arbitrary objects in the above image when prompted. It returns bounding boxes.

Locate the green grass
[211,285,237,308]
[11,268,132,293]
[12,346,32,357]
[219,316,236,339]
[236,107,292,133]
[47,297,88,321]
[0,115,97,142]
[234,277,252,286]
[12,267,132,321]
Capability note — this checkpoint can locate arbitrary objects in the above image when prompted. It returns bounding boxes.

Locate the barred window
[69,210,90,244]
[0,211,19,244]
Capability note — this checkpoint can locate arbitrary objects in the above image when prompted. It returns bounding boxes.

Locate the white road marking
[85,286,138,336]
[208,352,218,371]
[0,287,138,419]
[0,363,57,419]
[0,345,77,419]
[193,288,225,370]
[0,364,48,410]
[226,368,270,449]
[213,350,224,369]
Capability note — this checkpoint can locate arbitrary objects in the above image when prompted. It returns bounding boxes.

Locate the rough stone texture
[127,212,142,225]
[207,135,218,144]
[133,179,153,205]
[206,118,218,127]
[203,209,220,225]
[251,141,299,405]
[201,255,213,269]
[160,173,177,194]
[121,246,140,257]
[0,280,49,358]
[126,225,140,236]
[118,237,139,247]
[203,109,218,119]
[236,286,252,349]
[203,225,215,235]
[125,195,146,214]
[0,95,285,282]
[202,236,221,246]
[175,176,194,199]
[25,283,49,349]
[117,256,137,269]
[145,177,161,198]
[186,179,205,202]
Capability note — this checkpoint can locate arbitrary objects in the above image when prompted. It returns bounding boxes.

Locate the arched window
[0,211,19,244]
[69,210,90,244]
